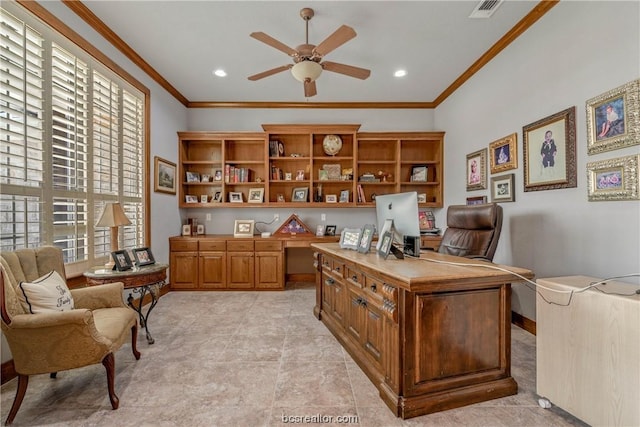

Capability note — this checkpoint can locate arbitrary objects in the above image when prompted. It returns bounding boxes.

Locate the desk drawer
[227,240,254,251]
[345,265,363,288]
[170,240,198,251]
[255,240,282,251]
[199,240,226,251]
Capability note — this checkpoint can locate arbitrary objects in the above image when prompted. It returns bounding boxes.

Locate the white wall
[435,1,640,319]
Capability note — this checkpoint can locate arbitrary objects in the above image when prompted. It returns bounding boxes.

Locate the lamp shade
[291,60,322,82]
[96,202,131,228]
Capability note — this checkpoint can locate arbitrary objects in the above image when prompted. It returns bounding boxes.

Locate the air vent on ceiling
[469,0,504,18]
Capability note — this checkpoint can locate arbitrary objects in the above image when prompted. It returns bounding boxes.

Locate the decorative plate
[323,134,342,156]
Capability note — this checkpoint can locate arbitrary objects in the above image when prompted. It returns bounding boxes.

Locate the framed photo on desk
[133,247,155,266]
[112,250,133,271]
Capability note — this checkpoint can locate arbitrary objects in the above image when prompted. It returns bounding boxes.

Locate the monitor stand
[388,244,404,259]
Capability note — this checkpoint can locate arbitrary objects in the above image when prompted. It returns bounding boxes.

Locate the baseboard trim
[512,311,536,335]
[286,273,315,282]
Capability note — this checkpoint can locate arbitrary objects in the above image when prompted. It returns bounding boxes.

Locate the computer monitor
[375,191,421,249]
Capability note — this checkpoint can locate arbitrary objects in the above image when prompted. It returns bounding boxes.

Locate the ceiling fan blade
[322,61,371,80]
[250,32,298,56]
[304,79,317,97]
[313,25,357,57]
[248,64,292,81]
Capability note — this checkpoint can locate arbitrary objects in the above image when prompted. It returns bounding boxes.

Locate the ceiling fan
[248,7,371,97]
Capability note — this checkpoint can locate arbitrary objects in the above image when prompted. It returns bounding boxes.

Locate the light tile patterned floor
[1,283,586,426]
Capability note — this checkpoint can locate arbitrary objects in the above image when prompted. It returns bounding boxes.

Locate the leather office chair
[438,203,503,262]
[0,246,140,425]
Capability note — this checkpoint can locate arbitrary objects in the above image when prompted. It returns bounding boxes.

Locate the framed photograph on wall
[586,79,639,155]
[523,106,577,192]
[490,174,515,203]
[489,133,518,174]
[466,148,487,191]
[154,156,176,195]
[466,196,487,205]
[132,247,155,266]
[587,154,639,201]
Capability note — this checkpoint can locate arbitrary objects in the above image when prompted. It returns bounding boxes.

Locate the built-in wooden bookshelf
[177,126,444,208]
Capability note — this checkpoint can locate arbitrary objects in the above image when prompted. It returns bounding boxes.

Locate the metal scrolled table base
[126,281,164,344]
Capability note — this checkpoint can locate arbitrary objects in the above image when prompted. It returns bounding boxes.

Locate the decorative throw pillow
[18,271,75,314]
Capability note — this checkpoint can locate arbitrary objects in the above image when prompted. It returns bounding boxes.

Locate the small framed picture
[200,194,208,203]
[296,170,305,181]
[213,191,222,202]
[358,224,375,253]
[325,194,337,203]
[318,169,329,181]
[292,187,308,202]
[229,192,243,203]
[490,173,516,203]
[489,133,518,174]
[587,154,639,201]
[411,165,428,182]
[186,171,200,182]
[466,149,487,191]
[340,228,361,250]
[233,220,255,238]
[339,190,350,203]
[154,156,176,195]
[276,193,285,203]
[324,225,337,236]
[201,174,211,182]
[181,224,191,236]
[132,247,155,266]
[285,172,292,181]
[112,250,133,271]
[417,193,427,203]
[213,169,223,181]
[377,231,394,260]
[196,224,205,235]
[185,195,198,203]
[316,224,325,237]
[466,196,487,206]
[248,188,264,203]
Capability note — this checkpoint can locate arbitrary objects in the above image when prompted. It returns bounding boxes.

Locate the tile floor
[1,283,586,426]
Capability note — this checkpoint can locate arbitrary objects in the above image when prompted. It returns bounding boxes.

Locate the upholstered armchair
[0,246,140,425]
[438,203,503,262]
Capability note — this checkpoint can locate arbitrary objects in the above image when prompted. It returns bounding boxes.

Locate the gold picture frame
[586,79,639,155]
[523,106,577,192]
[587,154,639,201]
[154,156,176,195]
[466,148,487,191]
[489,133,517,174]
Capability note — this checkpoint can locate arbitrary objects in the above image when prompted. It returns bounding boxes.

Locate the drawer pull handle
[325,278,335,286]
[352,275,358,282]
[370,284,377,293]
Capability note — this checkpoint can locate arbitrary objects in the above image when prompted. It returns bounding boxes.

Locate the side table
[84,263,168,344]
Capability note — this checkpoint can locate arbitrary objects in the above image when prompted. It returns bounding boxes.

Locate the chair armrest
[8,309,92,329]
[72,282,127,310]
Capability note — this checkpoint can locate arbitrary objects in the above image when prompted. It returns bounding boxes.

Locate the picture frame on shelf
[185,195,198,203]
[523,106,577,192]
[201,174,211,182]
[248,188,264,203]
[377,231,394,260]
[316,224,325,237]
[181,224,191,236]
[284,172,292,181]
[339,190,350,203]
[233,220,255,238]
[340,228,361,250]
[587,154,639,201]
[291,187,308,202]
[196,224,205,235]
[213,191,222,202]
[489,133,518,174]
[274,214,313,235]
[324,225,337,236]
[186,171,200,183]
[229,192,243,203]
[586,79,639,155]
[295,170,305,181]
[417,193,427,203]
[466,196,487,206]
[213,169,223,181]
[111,250,133,271]
[490,174,516,203]
[466,148,487,191]
[132,247,155,266]
[411,165,428,182]
[325,194,337,203]
[357,224,375,253]
[276,193,285,203]
[323,164,341,180]
[200,195,208,203]
[318,169,328,181]
[154,156,176,195]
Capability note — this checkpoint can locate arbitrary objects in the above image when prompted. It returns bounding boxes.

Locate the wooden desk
[311,242,533,419]
[84,263,168,344]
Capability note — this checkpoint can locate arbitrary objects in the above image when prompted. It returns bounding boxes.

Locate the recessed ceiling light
[213,69,227,77]
[394,69,407,77]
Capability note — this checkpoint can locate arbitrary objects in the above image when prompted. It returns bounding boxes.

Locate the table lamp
[96,202,131,268]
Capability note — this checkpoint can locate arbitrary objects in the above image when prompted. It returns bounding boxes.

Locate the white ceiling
[78,1,541,103]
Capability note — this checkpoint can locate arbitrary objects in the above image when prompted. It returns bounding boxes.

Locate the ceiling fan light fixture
[291,60,322,83]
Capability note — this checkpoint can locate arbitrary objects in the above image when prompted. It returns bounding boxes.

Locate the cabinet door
[255,251,283,289]
[364,302,384,367]
[170,251,198,289]
[346,287,366,341]
[199,251,226,289]
[226,251,254,288]
[332,280,347,326]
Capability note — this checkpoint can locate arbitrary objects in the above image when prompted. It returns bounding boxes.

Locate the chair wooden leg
[131,324,141,360]
[101,353,119,410]
[5,374,28,425]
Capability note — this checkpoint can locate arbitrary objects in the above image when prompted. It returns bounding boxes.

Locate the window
[0,4,147,274]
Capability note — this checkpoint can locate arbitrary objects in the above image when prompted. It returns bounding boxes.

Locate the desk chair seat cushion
[18,270,75,314]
